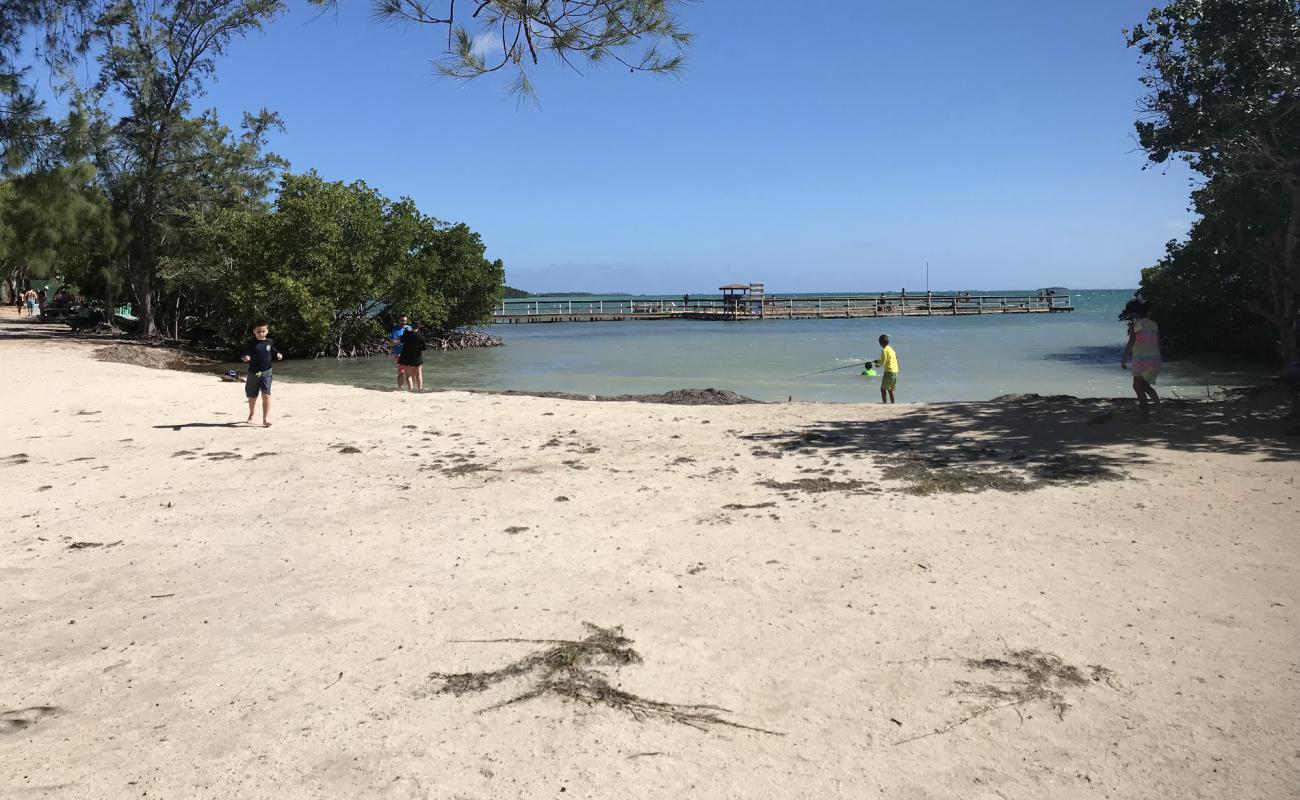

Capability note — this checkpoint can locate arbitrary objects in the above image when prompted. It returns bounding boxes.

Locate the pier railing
[493,293,1072,321]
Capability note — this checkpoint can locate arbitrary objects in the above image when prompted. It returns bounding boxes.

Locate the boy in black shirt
[241,321,282,426]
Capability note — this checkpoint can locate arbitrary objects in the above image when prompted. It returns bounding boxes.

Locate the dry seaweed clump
[427,623,779,734]
[757,477,876,495]
[897,648,1116,744]
[879,456,1032,496]
[958,650,1115,720]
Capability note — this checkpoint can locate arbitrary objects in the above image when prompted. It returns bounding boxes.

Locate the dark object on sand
[466,387,759,405]
[991,393,1079,403]
[428,623,780,734]
[895,648,1116,745]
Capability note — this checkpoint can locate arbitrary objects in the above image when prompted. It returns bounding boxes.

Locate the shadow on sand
[743,394,1298,494]
[153,422,245,430]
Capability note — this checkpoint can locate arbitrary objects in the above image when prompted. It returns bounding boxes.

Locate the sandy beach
[2,314,1298,800]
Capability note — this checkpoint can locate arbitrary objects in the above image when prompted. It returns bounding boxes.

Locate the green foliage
[1127,1,1300,173]
[0,0,103,169]
[1,161,117,296]
[190,171,504,357]
[1127,0,1300,363]
[502,285,530,298]
[76,0,288,335]
[325,0,691,100]
[1139,175,1285,356]
[243,172,389,354]
[2,1,575,347]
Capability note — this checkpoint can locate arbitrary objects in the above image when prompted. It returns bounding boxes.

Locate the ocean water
[282,289,1268,402]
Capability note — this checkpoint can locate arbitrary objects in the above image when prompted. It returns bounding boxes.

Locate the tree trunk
[1279,183,1300,365]
[132,262,156,337]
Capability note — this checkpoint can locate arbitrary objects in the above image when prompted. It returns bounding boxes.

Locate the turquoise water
[283,289,1267,402]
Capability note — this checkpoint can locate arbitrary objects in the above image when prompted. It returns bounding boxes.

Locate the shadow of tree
[743,395,1298,494]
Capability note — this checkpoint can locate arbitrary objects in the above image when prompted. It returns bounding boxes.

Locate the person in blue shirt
[391,314,411,389]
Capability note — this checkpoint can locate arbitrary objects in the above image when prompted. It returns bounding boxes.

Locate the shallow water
[281,289,1267,403]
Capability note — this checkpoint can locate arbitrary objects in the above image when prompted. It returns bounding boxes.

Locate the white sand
[2,320,1298,799]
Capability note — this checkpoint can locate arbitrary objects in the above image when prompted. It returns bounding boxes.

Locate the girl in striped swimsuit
[1121,299,1161,420]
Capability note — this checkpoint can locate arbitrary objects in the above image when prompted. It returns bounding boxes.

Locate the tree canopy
[1,0,513,354]
[341,0,691,98]
[1127,0,1300,362]
[176,171,504,356]
[3,1,692,166]
[0,0,692,350]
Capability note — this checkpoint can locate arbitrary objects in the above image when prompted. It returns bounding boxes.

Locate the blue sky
[138,2,1198,292]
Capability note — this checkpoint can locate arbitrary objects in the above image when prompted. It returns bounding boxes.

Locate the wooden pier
[493,291,1072,324]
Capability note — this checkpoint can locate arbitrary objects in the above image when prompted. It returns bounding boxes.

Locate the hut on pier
[719,283,765,318]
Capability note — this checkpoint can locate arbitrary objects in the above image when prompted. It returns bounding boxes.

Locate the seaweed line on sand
[757,477,876,495]
[427,623,781,735]
[895,648,1116,745]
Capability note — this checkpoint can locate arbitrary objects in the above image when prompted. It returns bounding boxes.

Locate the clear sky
[184,1,1194,293]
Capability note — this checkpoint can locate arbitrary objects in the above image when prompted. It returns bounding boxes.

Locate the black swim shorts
[245,370,273,398]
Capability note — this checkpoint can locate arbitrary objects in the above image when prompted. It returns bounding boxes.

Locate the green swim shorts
[881,371,898,391]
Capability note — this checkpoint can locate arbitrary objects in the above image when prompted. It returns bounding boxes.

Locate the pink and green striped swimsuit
[1130,318,1161,382]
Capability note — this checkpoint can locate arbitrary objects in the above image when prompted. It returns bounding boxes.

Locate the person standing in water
[391,314,412,390]
[874,334,899,403]
[1121,299,1161,420]
[398,320,427,391]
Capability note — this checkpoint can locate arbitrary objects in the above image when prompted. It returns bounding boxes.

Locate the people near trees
[1121,299,1162,421]
[391,314,412,389]
[398,321,427,392]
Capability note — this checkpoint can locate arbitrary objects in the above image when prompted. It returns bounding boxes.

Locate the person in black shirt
[241,321,282,426]
[398,321,427,391]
